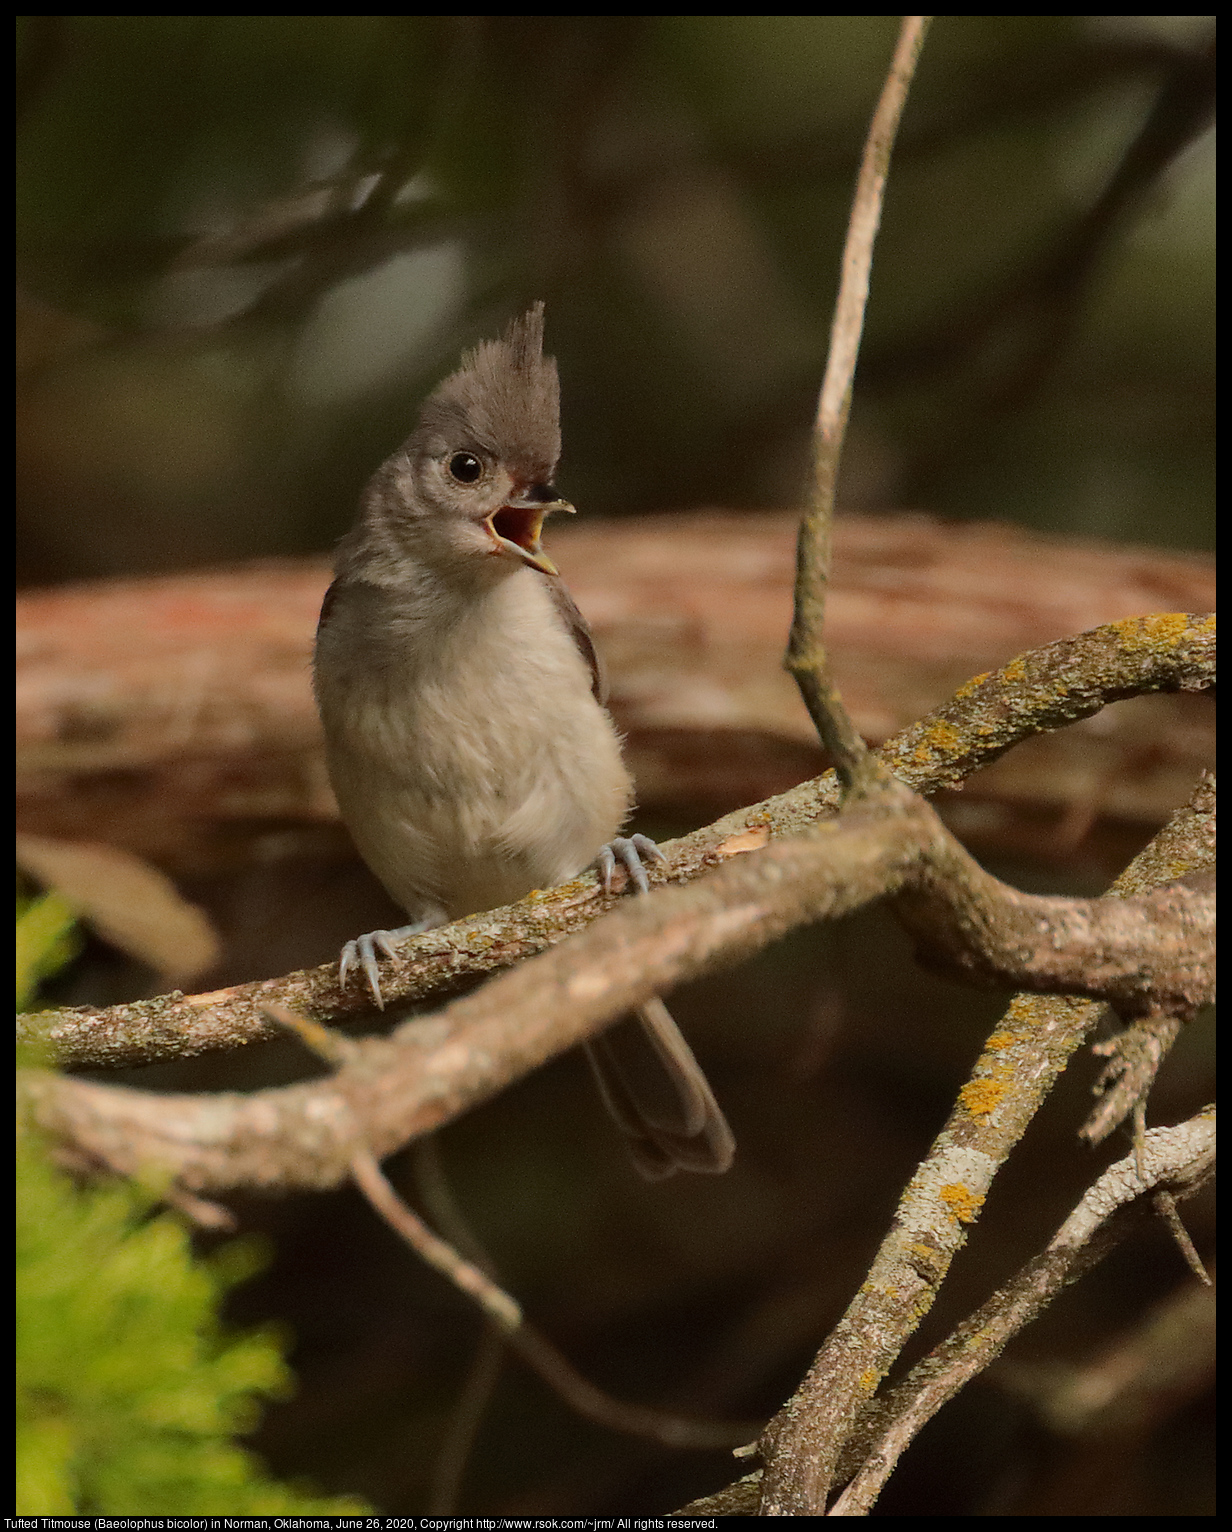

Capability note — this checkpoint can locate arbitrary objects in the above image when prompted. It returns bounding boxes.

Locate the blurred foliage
[16,16,1214,584]
[15,1129,369,1513]
[15,890,367,1513]
[16,881,81,1011]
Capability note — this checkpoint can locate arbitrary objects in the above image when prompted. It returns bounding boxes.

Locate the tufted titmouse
[313,305,733,1177]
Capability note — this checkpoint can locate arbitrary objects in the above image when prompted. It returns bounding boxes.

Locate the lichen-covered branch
[18,612,1213,1071]
[681,1106,1216,1520]
[825,1108,1216,1515]
[15,756,1214,1201]
[755,773,1214,1515]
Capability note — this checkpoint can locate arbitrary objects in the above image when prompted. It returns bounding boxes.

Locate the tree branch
[18,612,1213,1069]
[753,16,1213,1508]
[15,755,1214,1203]
[754,772,1214,1514]
[825,1108,1216,1515]
[679,1108,1216,1520]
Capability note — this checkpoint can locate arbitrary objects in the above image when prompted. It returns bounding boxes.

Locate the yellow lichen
[960,1078,1007,1120]
[1001,658,1027,683]
[912,719,964,764]
[954,672,990,700]
[938,1182,984,1224]
[1005,995,1042,1024]
[983,1031,1015,1052]
[1138,612,1191,646]
[1105,611,1209,653]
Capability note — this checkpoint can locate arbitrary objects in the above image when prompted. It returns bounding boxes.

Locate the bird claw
[596,833,668,897]
[338,922,432,1009]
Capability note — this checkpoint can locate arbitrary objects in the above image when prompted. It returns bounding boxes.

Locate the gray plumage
[314,305,733,1178]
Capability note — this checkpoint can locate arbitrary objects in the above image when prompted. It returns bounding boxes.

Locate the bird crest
[416,302,561,479]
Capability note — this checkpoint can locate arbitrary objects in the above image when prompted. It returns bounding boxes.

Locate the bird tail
[584,997,735,1179]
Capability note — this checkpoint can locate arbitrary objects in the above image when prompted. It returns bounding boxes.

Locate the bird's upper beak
[485,494,575,576]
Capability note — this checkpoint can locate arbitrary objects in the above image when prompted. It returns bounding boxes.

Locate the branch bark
[786,16,931,774]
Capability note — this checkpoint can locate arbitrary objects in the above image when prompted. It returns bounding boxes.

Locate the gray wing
[545,574,607,704]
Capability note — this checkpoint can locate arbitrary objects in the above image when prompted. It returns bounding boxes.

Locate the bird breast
[318,568,633,920]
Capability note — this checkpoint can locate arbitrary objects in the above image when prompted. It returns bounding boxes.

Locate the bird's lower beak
[485,497,575,576]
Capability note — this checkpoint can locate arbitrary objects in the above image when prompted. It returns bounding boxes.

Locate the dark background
[18,16,1215,1516]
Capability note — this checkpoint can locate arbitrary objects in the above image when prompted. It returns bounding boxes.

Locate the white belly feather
[318,569,632,921]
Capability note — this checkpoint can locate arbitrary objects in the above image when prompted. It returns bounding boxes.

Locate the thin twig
[1082,1012,1186,1147]
[261,1001,358,1066]
[350,1148,523,1331]
[412,1139,506,1514]
[159,1183,238,1232]
[271,1001,736,1453]
[409,1139,759,1451]
[786,15,932,776]
[504,1326,757,1452]
[1152,1190,1211,1286]
[429,1321,504,1514]
[352,1145,757,1451]
[412,1135,497,1269]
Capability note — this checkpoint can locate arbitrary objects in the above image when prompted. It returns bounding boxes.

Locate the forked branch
[18,612,1213,1071]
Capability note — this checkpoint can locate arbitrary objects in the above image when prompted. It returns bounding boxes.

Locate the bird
[313,303,734,1179]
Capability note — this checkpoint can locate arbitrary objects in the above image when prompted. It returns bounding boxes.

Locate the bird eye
[448,452,483,484]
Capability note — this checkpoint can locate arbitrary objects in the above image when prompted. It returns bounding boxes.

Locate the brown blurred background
[17,16,1214,1516]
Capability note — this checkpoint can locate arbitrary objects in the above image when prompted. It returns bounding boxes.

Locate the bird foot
[595,834,668,897]
[338,921,434,1009]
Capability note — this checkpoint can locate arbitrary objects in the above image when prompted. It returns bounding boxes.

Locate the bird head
[375,303,574,578]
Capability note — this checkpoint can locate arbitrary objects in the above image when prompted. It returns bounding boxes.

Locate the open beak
[484,495,575,575]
